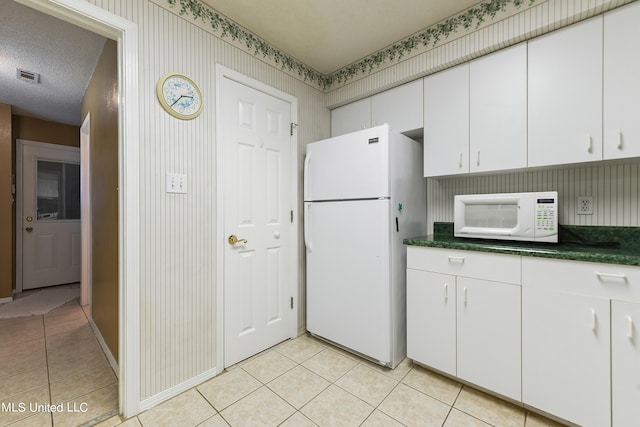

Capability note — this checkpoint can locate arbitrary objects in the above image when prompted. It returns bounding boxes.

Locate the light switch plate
[166,173,187,194]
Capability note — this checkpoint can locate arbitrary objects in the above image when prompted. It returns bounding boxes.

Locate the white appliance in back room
[304,124,427,368]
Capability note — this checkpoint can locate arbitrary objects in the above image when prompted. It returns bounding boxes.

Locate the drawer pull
[591,308,597,332]
[448,256,465,263]
[617,131,623,150]
[627,315,634,339]
[595,272,628,282]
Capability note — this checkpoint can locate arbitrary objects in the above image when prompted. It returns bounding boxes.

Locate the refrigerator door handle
[303,154,311,200]
[304,203,312,252]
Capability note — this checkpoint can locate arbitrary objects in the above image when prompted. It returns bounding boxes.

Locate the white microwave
[454,191,558,243]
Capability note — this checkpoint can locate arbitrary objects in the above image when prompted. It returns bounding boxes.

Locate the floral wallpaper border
[167,0,538,90]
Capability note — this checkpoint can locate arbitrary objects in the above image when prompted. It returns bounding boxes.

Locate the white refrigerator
[304,124,427,368]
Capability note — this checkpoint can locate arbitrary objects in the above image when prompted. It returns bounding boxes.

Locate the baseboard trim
[138,367,221,412]
[0,296,14,304]
[88,316,119,377]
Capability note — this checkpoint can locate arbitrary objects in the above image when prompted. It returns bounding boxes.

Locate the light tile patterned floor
[100,335,566,427]
[1,295,567,427]
[0,295,118,427]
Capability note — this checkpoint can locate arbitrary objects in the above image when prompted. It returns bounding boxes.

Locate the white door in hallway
[222,77,294,367]
[19,140,81,290]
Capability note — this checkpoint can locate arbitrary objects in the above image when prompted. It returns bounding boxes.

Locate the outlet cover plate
[577,196,593,215]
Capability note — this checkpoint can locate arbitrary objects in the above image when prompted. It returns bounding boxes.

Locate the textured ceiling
[0,1,106,126]
[201,0,481,74]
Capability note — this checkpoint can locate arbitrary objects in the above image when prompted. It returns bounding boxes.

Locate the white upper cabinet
[330,98,371,137]
[331,80,423,137]
[371,79,423,133]
[470,43,527,173]
[424,63,470,177]
[528,16,603,168]
[604,1,640,160]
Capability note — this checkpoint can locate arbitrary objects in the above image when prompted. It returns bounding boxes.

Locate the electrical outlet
[166,173,187,194]
[577,196,593,215]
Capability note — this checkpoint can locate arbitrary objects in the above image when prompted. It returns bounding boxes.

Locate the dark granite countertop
[404,223,640,267]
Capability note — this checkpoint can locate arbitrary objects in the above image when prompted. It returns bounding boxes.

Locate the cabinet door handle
[591,308,597,332]
[463,287,468,304]
[448,256,465,263]
[476,150,480,167]
[595,272,628,282]
[444,283,449,302]
[458,152,463,168]
[587,133,593,153]
[617,131,623,150]
[627,315,634,339]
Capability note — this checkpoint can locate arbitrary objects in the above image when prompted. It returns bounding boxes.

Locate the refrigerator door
[304,125,390,201]
[305,199,391,363]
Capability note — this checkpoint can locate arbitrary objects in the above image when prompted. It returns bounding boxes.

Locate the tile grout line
[41,313,55,427]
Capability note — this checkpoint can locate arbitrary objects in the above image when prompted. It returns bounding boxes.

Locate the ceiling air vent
[16,69,40,84]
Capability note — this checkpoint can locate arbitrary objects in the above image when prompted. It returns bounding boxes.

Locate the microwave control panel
[535,197,557,233]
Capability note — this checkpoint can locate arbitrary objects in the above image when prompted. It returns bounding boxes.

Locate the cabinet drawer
[407,247,521,284]
[522,257,640,302]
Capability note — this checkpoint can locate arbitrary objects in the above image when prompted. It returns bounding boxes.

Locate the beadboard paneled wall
[325,0,633,108]
[427,161,640,234]
[88,0,328,402]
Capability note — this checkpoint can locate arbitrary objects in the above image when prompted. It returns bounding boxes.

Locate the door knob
[25,226,33,232]
[26,216,33,222]
[228,234,247,245]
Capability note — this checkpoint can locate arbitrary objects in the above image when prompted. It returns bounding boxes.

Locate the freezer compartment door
[304,125,390,201]
[305,199,392,363]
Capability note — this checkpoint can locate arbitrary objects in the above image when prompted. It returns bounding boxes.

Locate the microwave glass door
[465,203,518,228]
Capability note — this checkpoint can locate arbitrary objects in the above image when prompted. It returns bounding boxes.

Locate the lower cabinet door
[612,300,640,427]
[457,277,521,400]
[407,269,456,375]
[522,288,611,427]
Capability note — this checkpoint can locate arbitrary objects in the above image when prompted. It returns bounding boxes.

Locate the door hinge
[290,122,298,136]
[290,297,294,309]
[290,210,293,223]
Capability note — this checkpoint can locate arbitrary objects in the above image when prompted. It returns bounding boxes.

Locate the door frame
[80,113,92,307]
[17,0,141,417]
[215,65,299,369]
[15,139,80,293]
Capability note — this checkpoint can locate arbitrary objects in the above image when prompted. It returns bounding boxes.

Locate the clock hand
[170,95,194,107]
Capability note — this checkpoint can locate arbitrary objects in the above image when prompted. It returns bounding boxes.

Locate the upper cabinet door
[528,16,603,168]
[424,63,470,177]
[371,79,423,134]
[330,98,371,137]
[604,2,640,160]
[470,43,527,173]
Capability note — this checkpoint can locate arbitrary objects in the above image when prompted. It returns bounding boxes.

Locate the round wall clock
[156,72,203,120]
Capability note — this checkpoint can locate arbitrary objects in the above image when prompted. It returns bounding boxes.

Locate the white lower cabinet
[408,248,640,426]
[612,300,640,427]
[522,287,611,427]
[457,277,521,400]
[406,269,456,375]
[406,247,521,400]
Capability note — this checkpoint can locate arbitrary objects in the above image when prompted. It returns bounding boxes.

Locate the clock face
[157,73,202,119]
